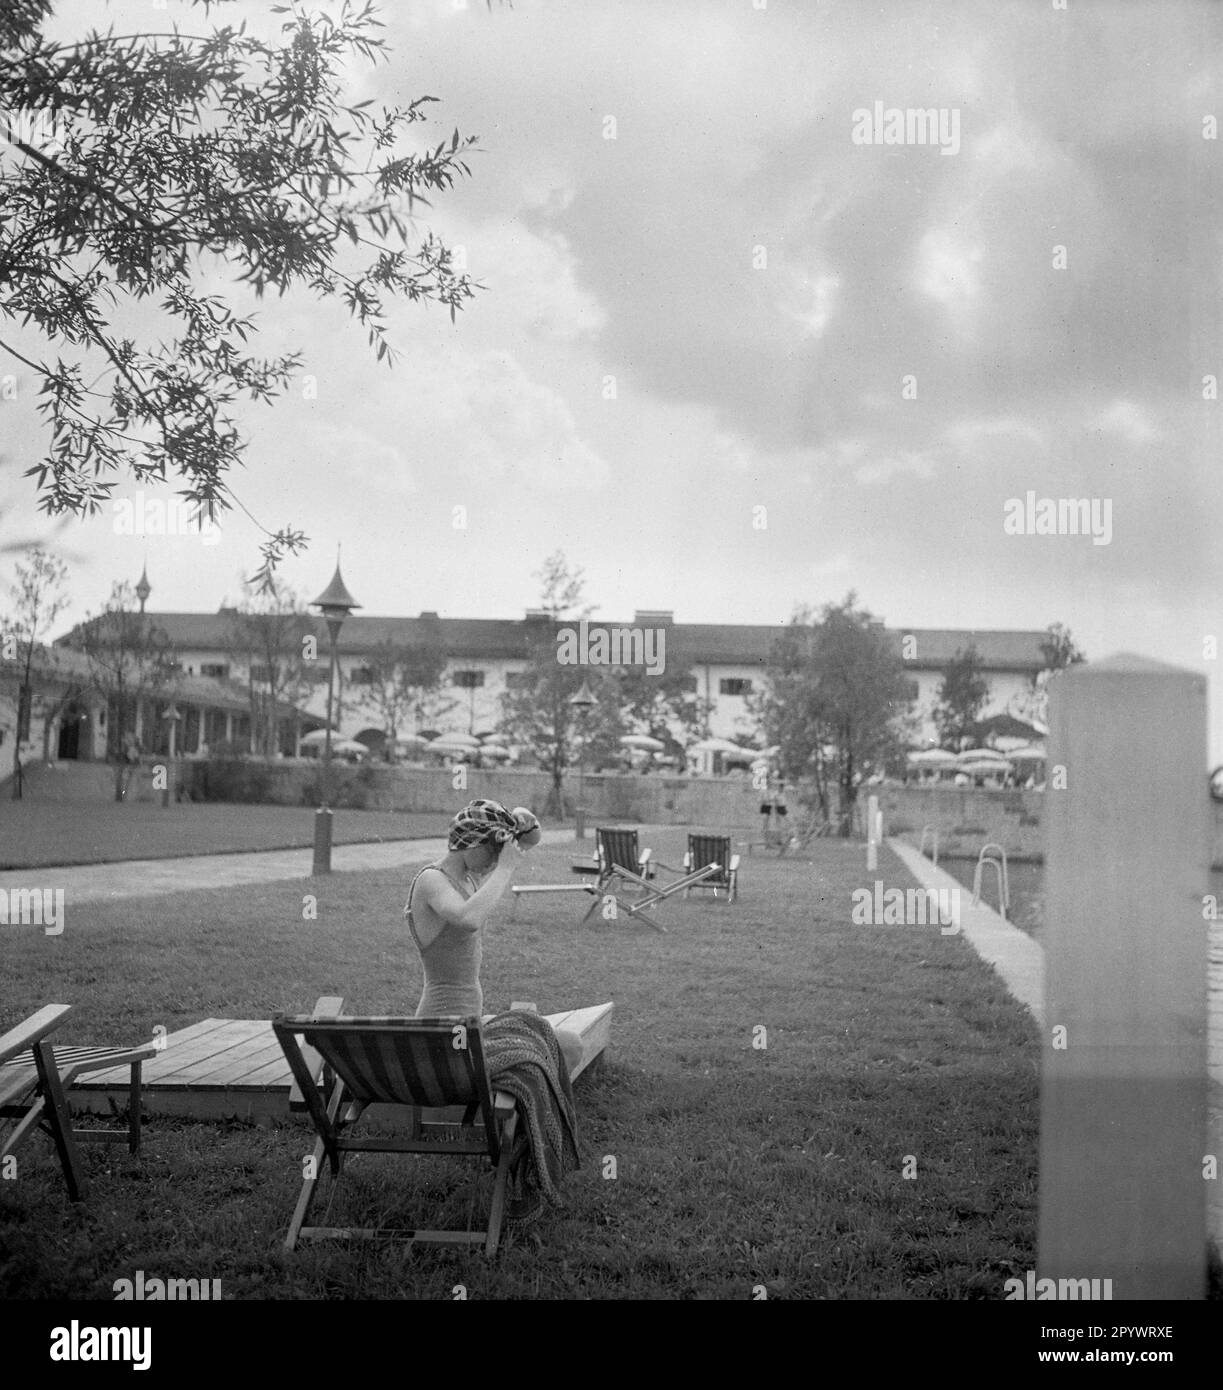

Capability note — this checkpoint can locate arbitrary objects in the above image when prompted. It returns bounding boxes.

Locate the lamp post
[568,679,596,840]
[160,703,180,808]
[310,562,361,874]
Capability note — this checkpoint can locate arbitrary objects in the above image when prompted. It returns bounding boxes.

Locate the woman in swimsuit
[405,798,527,1018]
[404,798,583,1074]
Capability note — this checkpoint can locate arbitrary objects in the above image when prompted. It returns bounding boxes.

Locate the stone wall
[881,783,1223,868]
[175,760,1223,865]
[182,759,768,828]
[877,785,1044,860]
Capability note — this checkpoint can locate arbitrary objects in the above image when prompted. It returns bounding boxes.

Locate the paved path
[890,838,1045,1025]
[0,830,577,905]
[890,837,1223,1251]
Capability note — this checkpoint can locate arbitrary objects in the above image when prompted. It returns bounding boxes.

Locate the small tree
[67,582,177,800]
[1007,622,1086,729]
[933,644,990,750]
[755,594,912,833]
[225,585,318,756]
[2,544,68,797]
[360,625,449,759]
[498,552,598,817]
[615,662,712,769]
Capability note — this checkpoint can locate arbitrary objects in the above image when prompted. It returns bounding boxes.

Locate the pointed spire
[311,559,361,618]
[135,561,151,614]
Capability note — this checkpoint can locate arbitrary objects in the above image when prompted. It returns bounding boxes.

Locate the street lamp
[310,561,361,873]
[567,679,597,840]
[160,703,181,809]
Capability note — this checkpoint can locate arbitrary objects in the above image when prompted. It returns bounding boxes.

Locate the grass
[0,801,457,869]
[0,831,1041,1299]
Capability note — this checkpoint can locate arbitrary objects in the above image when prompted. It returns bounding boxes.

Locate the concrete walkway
[889,838,1045,1026]
[0,829,577,905]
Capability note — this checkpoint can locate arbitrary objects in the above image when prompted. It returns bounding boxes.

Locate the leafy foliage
[932,644,990,749]
[224,582,319,755]
[357,623,450,756]
[1,1,479,584]
[1,543,69,794]
[753,593,913,831]
[63,580,177,796]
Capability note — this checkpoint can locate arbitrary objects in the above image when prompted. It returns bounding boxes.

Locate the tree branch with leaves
[1,0,480,586]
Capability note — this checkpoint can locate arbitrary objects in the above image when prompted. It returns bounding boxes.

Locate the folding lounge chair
[0,1005,156,1201]
[273,1011,519,1255]
[581,826,722,933]
[682,834,740,902]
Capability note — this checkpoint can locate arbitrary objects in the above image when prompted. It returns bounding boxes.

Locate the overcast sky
[3,0,1222,743]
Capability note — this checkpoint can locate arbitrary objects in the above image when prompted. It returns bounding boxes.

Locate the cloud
[1091,400,1161,446]
[944,417,1046,455]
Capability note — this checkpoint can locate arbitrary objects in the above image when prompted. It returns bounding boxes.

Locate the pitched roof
[54,610,1050,673]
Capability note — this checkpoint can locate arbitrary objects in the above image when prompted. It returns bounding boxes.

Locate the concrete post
[867,793,879,870]
[1039,654,1208,1299]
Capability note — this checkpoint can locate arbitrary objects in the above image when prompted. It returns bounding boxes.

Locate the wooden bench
[0,1005,156,1199]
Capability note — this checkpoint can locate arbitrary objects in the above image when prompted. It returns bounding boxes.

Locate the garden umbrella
[620,734,666,752]
[1005,745,1047,764]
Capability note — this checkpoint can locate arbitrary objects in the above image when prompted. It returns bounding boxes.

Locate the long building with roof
[110,593,1050,758]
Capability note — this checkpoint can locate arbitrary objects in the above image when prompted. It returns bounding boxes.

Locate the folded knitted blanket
[483,1010,582,1227]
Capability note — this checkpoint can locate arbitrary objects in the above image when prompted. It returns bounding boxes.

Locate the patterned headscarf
[448,797,519,851]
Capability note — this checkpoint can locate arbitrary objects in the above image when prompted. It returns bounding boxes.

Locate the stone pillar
[1039,654,1208,1299]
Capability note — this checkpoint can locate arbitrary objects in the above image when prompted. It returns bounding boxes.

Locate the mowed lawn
[0,832,1039,1299]
[0,800,452,869]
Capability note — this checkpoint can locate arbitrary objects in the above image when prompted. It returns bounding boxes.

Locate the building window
[200,663,229,680]
[504,671,528,691]
[452,670,485,689]
[719,678,753,697]
[905,679,920,702]
[349,667,373,685]
[249,665,271,684]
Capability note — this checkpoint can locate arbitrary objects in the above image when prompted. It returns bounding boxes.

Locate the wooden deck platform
[69,1004,614,1122]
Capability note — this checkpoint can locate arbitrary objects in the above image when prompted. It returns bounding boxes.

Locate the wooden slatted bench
[1,1037,158,1157]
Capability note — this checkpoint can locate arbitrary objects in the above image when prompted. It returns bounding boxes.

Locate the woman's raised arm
[417,838,523,933]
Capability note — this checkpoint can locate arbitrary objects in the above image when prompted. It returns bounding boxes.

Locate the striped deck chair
[0,1005,156,1202]
[682,834,740,902]
[272,1013,519,1255]
[581,827,723,933]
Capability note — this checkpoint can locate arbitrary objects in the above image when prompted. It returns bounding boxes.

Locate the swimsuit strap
[406,864,473,946]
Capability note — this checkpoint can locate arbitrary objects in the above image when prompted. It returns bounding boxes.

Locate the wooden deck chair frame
[590,827,654,891]
[0,1006,154,1201]
[273,1009,519,1256]
[581,857,724,932]
[682,834,740,902]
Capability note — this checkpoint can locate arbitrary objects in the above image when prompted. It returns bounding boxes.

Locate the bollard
[312,807,333,875]
[1039,655,1208,1299]
[866,794,879,870]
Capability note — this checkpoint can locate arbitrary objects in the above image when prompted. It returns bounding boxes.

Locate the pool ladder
[918,824,939,867]
[971,842,1009,920]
